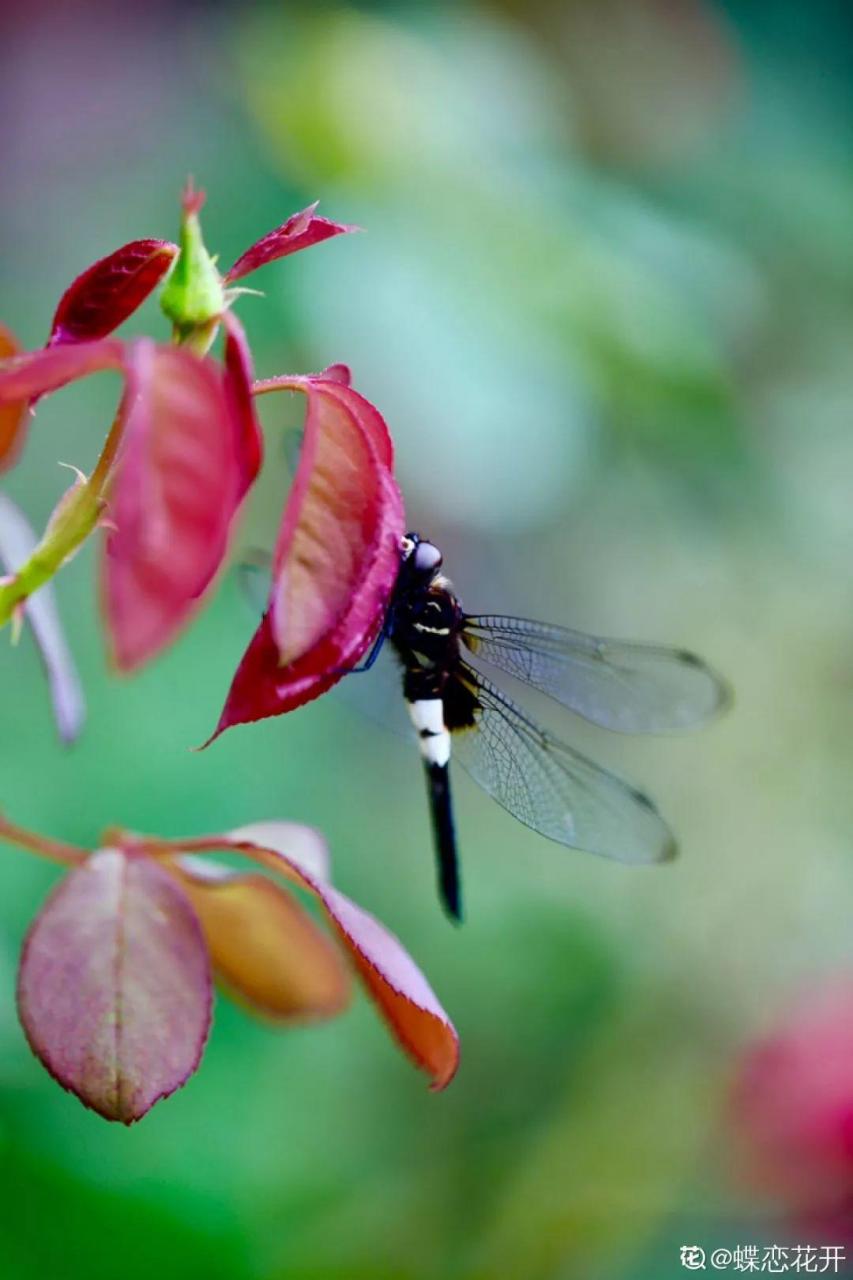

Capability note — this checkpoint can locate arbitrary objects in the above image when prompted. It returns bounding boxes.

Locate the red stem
[0,813,87,866]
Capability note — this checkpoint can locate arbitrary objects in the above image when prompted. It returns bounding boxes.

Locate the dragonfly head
[401,532,443,580]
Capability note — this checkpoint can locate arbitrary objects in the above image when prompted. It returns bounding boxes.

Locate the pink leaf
[226,821,332,879]
[18,849,212,1123]
[48,240,178,346]
[316,378,395,468]
[0,339,124,406]
[224,203,359,284]
[319,882,459,1090]
[317,363,351,387]
[0,324,29,472]
[165,829,459,1090]
[209,377,404,738]
[0,494,85,743]
[268,381,385,661]
[103,340,245,671]
[222,312,263,495]
[253,372,394,469]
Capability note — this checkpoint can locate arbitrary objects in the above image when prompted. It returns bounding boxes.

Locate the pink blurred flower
[732,980,853,1238]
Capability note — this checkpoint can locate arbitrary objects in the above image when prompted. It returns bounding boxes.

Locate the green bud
[160,185,225,337]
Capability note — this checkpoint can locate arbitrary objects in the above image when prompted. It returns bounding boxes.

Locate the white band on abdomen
[409,699,452,767]
[409,699,444,735]
[422,729,451,766]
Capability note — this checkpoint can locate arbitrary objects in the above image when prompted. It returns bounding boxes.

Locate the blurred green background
[2,1,853,1276]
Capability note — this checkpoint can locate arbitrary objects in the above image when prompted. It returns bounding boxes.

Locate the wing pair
[452,615,729,865]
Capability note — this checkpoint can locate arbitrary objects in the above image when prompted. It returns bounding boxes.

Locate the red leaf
[0,324,28,472]
[102,341,245,672]
[267,378,399,657]
[48,240,178,346]
[318,363,351,386]
[222,312,263,495]
[18,849,212,1123]
[207,611,335,732]
[167,826,459,1090]
[0,338,124,407]
[209,378,404,738]
[316,378,395,468]
[253,372,394,469]
[224,203,359,284]
[0,337,125,449]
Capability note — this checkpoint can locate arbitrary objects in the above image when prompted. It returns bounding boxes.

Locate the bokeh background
[2,1,853,1276]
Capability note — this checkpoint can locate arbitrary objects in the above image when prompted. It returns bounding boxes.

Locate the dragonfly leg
[338,626,389,676]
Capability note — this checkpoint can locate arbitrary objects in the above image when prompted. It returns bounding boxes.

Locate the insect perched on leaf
[239,534,730,924]
[375,533,729,922]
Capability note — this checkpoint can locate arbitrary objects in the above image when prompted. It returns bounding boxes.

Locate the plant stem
[0,404,125,627]
[0,814,87,866]
[89,403,127,492]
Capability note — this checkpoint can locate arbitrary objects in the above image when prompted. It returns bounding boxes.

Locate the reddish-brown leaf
[18,849,212,1123]
[102,340,245,671]
[163,826,459,1090]
[48,240,178,346]
[209,377,404,738]
[224,204,359,284]
[170,848,351,1022]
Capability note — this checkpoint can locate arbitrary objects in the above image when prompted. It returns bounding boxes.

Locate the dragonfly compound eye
[413,541,443,575]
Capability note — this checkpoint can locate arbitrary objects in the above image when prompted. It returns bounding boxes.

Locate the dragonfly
[240,533,730,923]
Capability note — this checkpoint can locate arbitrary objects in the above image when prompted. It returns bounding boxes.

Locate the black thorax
[390,577,463,701]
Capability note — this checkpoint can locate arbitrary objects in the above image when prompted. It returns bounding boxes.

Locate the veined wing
[450,666,676,864]
[236,550,273,616]
[462,614,730,734]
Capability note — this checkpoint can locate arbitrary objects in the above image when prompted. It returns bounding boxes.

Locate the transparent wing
[236,550,273,616]
[282,426,303,476]
[450,667,676,864]
[462,614,730,734]
[336,643,412,742]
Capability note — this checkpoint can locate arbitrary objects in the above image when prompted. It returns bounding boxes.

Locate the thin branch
[0,813,87,866]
